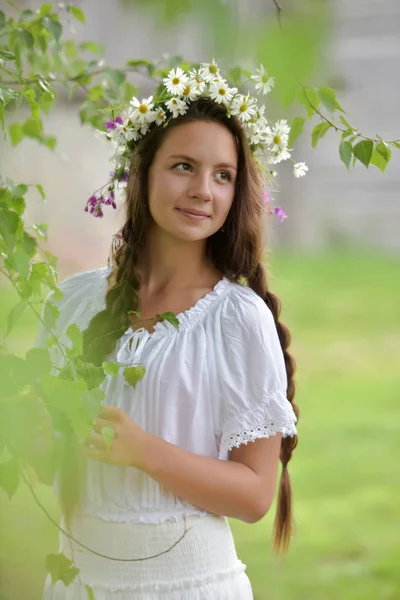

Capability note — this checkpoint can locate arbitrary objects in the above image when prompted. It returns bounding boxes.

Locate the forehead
[157,120,238,164]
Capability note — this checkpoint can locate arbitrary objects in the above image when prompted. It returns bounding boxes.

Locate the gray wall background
[1,0,399,277]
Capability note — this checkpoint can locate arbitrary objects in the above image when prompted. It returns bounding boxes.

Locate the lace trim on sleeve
[218,389,297,461]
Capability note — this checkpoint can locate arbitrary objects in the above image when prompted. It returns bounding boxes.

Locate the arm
[141,432,282,524]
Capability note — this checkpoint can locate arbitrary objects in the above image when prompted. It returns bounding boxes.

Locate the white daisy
[208,81,237,105]
[199,59,220,83]
[293,162,309,178]
[267,147,292,164]
[230,94,258,123]
[163,67,188,95]
[181,82,201,102]
[154,107,167,125]
[264,120,290,153]
[189,69,206,94]
[129,96,155,125]
[165,97,188,118]
[251,64,275,95]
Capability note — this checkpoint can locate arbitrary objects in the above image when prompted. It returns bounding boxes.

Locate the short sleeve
[216,286,298,461]
[34,266,110,366]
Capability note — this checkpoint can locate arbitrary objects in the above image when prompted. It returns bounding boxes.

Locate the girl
[39,69,299,599]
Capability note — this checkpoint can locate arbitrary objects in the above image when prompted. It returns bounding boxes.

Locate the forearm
[140,434,263,523]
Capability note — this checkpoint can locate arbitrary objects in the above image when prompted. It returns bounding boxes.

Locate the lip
[175,208,210,220]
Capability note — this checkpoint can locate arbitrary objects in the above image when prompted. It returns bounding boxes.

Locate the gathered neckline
[99,266,232,336]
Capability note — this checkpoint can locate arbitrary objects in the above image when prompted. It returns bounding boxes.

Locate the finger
[93,418,112,433]
[85,446,109,463]
[100,405,123,421]
[85,431,107,450]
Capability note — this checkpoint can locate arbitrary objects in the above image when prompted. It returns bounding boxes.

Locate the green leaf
[44,300,60,330]
[311,122,331,149]
[36,184,46,200]
[46,553,79,587]
[0,50,15,61]
[38,3,54,17]
[101,426,116,452]
[67,6,86,24]
[22,118,42,139]
[389,140,400,149]
[370,142,392,173]
[19,231,37,259]
[156,311,180,331]
[318,86,344,113]
[76,360,106,390]
[44,136,56,150]
[66,323,83,358]
[6,301,27,337]
[80,41,104,54]
[0,11,5,29]
[86,586,95,600]
[0,459,20,500]
[339,115,352,129]
[288,116,306,148]
[339,141,352,170]
[43,17,62,42]
[9,123,24,146]
[12,250,30,279]
[108,69,126,86]
[17,30,34,50]
[297,87,320,118]
[123,365,146,389]
[33,223,48,240]
[25,347,52,379]
[352,140,373,168]
[0,87,19,107]
[102,361,120,378]
[375,141,391,162]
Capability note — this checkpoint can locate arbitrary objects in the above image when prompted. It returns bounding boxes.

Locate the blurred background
[0,0,399,599]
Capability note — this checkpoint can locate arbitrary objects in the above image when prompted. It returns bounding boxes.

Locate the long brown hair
[64,97,299,555]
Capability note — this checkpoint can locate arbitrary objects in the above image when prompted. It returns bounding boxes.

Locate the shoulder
[220,280,276,342]
[46,265,112,332]
[50,265,111,307]
[57,265,111,296]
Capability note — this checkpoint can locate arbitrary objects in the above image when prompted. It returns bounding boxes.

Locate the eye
[173,162,192,172]
[217,171,232,182]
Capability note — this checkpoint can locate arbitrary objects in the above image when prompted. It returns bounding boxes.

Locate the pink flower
[274,206,287,222]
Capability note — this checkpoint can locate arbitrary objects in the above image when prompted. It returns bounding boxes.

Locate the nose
[189,170,213,201]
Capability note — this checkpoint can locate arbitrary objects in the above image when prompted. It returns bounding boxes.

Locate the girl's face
[147,120,238,241]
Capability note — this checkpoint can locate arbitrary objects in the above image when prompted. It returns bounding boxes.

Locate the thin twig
[20,468,191,562]
[272,0,283,29]
[301,86,399,145]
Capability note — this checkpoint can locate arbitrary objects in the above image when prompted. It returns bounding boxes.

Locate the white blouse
[36,266,297,524]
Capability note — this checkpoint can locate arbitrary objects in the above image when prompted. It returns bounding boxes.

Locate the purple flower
[274,206,287,222]
[105,120,116,131]
[105,115,123,131]
[262,190,270,206]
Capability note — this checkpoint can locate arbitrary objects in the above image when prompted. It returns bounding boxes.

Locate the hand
[84,405,151,470]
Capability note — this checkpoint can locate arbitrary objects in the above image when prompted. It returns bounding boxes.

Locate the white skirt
[42,513,254,599]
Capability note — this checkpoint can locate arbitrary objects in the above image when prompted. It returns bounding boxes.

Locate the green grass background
[0,249,399,600]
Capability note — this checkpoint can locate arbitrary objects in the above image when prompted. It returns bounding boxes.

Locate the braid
[247,262,299,557]
[82,225,141,366]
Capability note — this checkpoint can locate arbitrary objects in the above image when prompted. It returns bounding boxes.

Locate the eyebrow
[167,154,237,172]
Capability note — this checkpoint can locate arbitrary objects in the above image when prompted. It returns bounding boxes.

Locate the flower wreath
[85,59,308,221]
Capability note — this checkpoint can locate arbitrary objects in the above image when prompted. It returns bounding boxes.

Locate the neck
[137,224,217,293]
